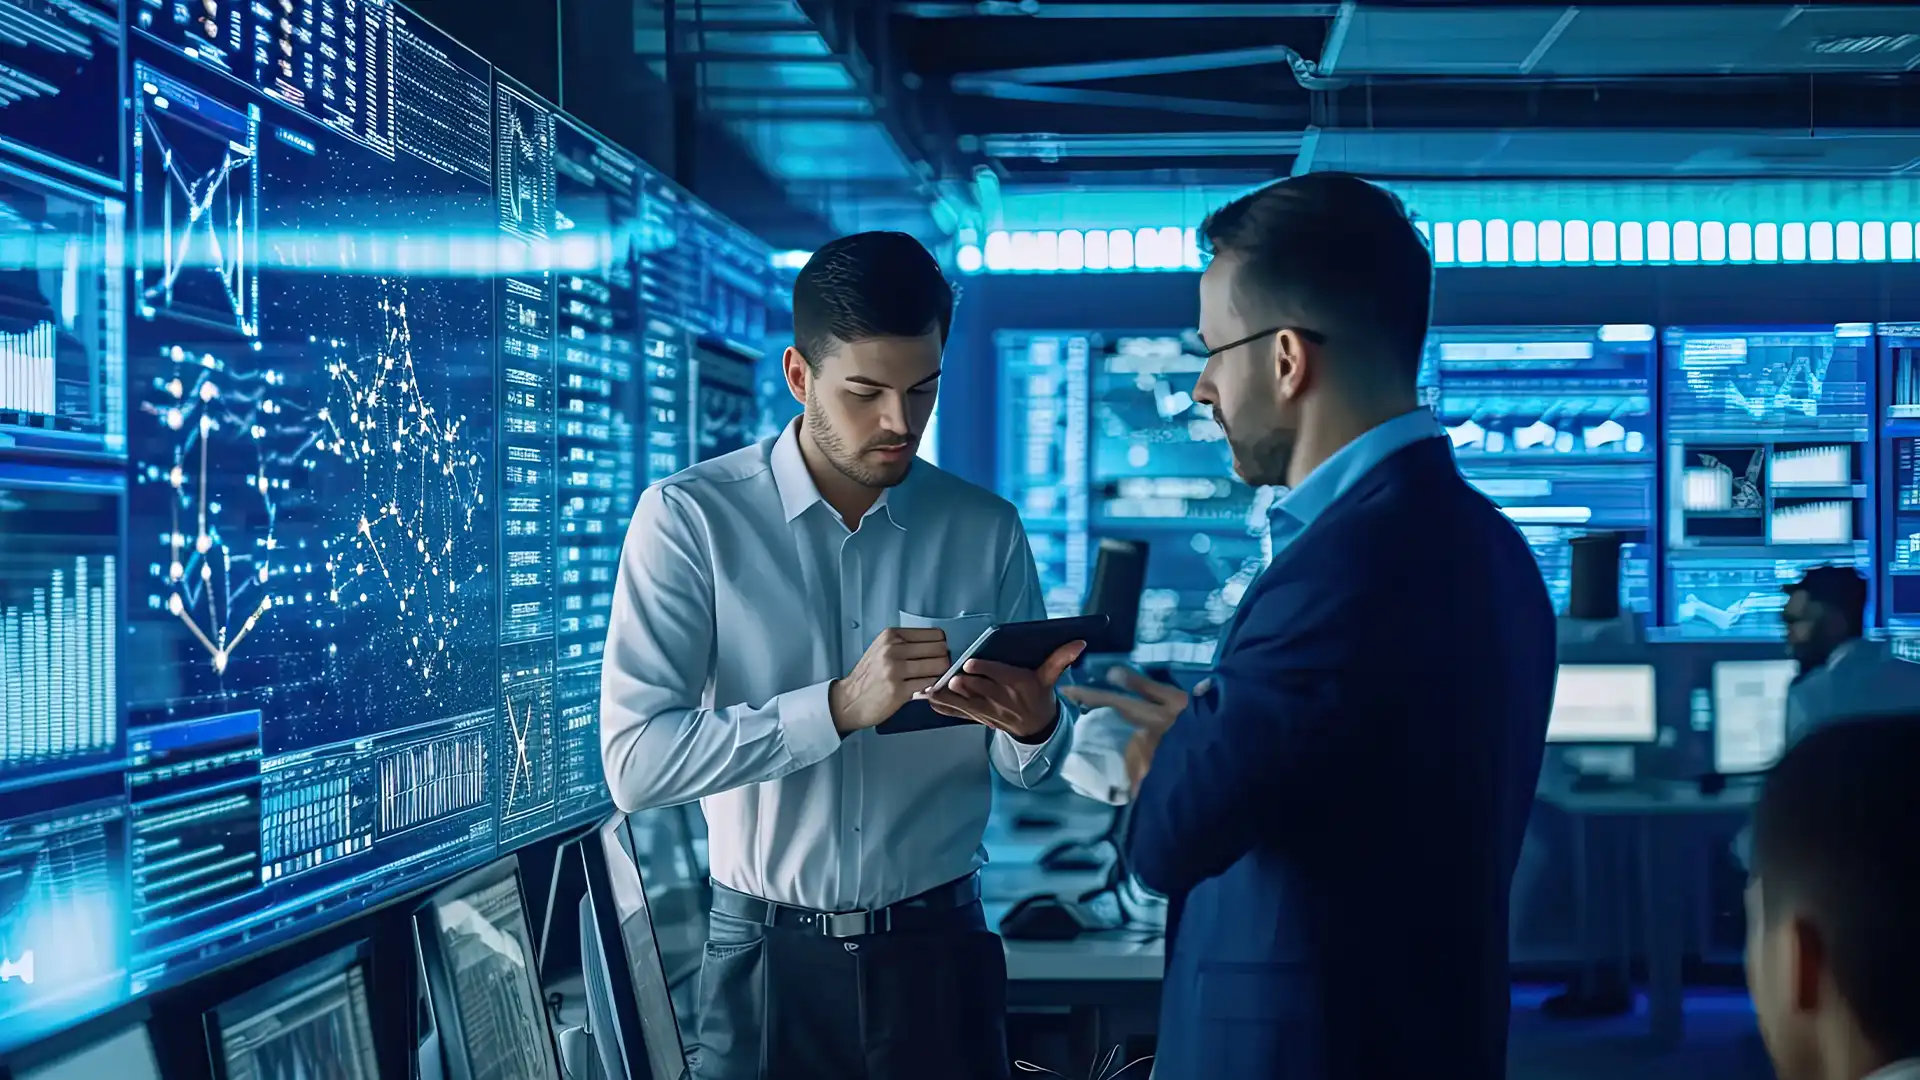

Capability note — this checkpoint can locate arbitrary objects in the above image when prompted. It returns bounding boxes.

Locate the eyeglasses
[1200,325,1327,359]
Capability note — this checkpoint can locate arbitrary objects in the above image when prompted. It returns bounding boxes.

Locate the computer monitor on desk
[414,858,561,1080]
[1547,663,1658,744]
[207,943,382,1080]
[1712,659,1796,774]
[11,1023,163,1080]
[1083,538,1148,656]
[578,815,690,1080]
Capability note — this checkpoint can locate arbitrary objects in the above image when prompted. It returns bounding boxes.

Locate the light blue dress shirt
[1062,409,1446,805]
[600,420,1071,911]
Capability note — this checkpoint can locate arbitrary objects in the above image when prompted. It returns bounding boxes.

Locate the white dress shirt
[1060,409,1445,805]
[1787,638,1920,745]
[600,420,1071,911]
[1864,1061,1920,1080]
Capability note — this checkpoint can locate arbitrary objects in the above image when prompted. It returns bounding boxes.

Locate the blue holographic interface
[1420,325,1657,615]
[996,330,1091,618]
[1091,331,1256,529]
[1662,324,1874,638]
[0,0,779,1055]
[1878,323,1920,630]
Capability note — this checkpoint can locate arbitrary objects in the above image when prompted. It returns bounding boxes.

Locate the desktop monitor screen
[14,1024,162,1080]
[1083,538,1148,655]
[208,943,381,1080]
[1546,664,1658,743]
[1712,659,1797,774]
[416,859,560,1080]
[587,816,688,1080]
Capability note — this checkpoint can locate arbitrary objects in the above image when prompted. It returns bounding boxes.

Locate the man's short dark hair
[1752,714,1920,1060]
[792,232,953,368]
[1200,172,1432,384]
[1786,565,1868,635]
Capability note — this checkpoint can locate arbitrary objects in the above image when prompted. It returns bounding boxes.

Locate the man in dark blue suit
[1067,173,1557,1078]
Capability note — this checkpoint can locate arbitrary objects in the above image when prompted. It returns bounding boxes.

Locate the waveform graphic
[318,281,488,690]
[380,729,487,834]
[1671,333,1871,436]
[1772,444,1850,487]
[1676,592,1783,632]
[0,950,30,984]
[134,69,259,336]
[143,345,314,676]
[0,321,54,414]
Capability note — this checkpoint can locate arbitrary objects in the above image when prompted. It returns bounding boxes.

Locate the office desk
[1000,923,1163,1068]
[1537,780,1758,1050]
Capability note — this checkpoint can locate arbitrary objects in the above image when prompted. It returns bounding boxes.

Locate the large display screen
[1422,324,1657,615]
[0,0,775,1055]
[995,330,1090,617]
[1880,323,1920,631]
[1091,330,1253,529]
[1662,325,1874,638]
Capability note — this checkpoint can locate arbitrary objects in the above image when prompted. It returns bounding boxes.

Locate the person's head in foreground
[1782,565,1868,673]
[784,231,952,492]
[1193,171,1433,488]
[1746,714,1920,1080]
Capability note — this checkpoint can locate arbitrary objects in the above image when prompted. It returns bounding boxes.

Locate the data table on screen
[996,331,1090,617]
[1090,331,1251,526]
[1423,325,1658,615]
[550,114,638,825]
[1878,323,1920,630]
[1662,325,1875,638]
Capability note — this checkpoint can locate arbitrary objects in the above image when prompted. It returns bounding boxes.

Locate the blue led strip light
[955,220,1920,273]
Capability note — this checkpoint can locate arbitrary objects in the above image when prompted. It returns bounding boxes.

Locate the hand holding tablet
[880,615,1109,736]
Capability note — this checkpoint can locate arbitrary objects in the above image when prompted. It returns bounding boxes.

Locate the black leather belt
[711,873,982,939]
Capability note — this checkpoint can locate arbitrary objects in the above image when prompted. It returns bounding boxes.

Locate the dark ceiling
[450,1,1920,250]
[870,1,1920,191]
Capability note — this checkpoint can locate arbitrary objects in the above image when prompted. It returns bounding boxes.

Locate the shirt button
[849,619,859,629]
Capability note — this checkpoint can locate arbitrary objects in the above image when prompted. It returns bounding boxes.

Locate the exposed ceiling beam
[1290,125,1321,174]
[894,2,1337,17]
[975,130,1308,158]
[953,44,1309,86]
[950,80,1297,120]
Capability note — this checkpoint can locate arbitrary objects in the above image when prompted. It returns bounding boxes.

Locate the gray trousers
[689,892,1011,1080]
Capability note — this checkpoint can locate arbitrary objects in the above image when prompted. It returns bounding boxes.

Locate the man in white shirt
[1745,714,1920,1080]
[599,232,1078,1080]
[1782,566,1920,743]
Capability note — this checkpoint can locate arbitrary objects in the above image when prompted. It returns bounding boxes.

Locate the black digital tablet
[878,615,1109,735]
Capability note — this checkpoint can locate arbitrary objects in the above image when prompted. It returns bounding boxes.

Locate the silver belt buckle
[821,908,889,938]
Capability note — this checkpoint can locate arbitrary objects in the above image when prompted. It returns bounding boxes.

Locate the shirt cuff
[775,680,842,771]
[998,699,1073,770]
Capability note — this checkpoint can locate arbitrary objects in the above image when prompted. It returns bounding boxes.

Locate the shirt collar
[1273,408,1444,530]
[769,419,910,530]
[1862,1060,1920,1080]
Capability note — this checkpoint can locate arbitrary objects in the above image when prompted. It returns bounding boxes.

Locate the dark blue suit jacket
[1127,436,1556,1079]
